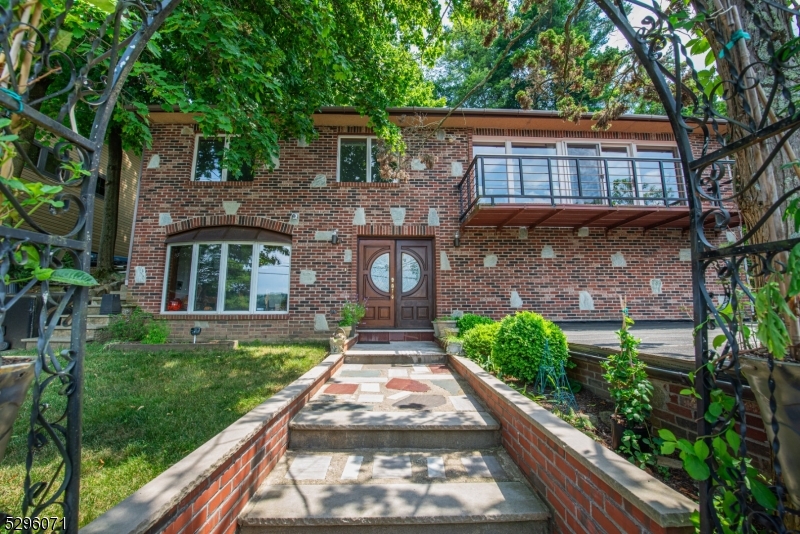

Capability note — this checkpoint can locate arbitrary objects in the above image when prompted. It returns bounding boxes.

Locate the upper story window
[472,140,682,206]
[338,136,382,182]
[163,227,291,314]
[192,135,254,182]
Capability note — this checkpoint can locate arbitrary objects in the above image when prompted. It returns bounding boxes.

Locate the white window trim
[191,134,244,182]
[337,135,379,183]
[161,241,291,315]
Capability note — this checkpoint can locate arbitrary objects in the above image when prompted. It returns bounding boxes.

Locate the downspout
[125,146,146,284]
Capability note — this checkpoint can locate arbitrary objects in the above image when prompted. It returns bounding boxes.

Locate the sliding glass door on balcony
[474,145,508,203]
[636,148,682,205]
[475,144,556,204]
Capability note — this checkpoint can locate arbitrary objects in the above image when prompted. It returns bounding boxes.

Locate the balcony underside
[461,203,740,231]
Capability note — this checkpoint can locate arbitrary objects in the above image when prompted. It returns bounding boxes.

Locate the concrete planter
[0,357,36,463]
[741,355,800,510]
[446,340,463,355]
[436,320,457,337]
[110,341,238,352]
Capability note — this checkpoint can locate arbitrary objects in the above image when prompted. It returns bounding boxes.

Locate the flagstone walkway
[238,342,549,533]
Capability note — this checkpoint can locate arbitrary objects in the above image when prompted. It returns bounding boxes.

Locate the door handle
[390,277,395,299]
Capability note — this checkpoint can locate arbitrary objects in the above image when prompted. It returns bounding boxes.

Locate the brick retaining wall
[450,354,696,534]
[567,349,772,471]
[81,353,343,534]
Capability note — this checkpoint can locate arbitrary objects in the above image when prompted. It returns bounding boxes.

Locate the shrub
[492,311,569,383]
[143,320,170,344]
[102,307,150,342]
[456,313,494,335]
[601,316,652,427]
[462,322,501,369]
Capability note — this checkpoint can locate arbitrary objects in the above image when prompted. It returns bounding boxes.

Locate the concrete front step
[290,410,501,449]
[21,333,94,350]
[345,341,447,364]
[239,449,549,534]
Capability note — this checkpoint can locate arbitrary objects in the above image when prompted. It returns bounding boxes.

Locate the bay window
[163,228,290,314]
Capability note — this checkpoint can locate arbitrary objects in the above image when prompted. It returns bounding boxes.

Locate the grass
[0,340,328,527]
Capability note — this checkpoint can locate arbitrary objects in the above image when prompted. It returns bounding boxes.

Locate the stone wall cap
[80,353,342,534]
[451,355,697,528]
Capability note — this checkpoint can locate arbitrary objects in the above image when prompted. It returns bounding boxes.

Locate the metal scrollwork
[596,0,800,531]
[0,0,179,531]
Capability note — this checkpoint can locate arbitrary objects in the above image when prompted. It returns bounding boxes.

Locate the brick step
[238,448,548,534]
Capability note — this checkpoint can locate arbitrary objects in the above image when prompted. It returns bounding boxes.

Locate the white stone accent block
[314,231,333,241]
[451,310,463,318]
[650,278,663,295]
[297,136,308,147]
[541,245,555,259]
[286,455,332,480]
[180,126,193,136]
[313,313,328,331]
[577,227,590,237]
[134,266,146,284]
[146,154,160,169]
[357,394,385,404]
[450,395,480,412]
[360,383,380,393]
[341,456,363,480]
[222,201,240,215]
[518,227,529,240]
[300,270,317,285]
[194,321,209,328]
[344,249,352,263]
[373,456,412,478]
[579,291,595,311]
[726,231,737,243]
[287,213,299,225]
[440,251,451,271]
[310,174,326,187]
[483,254,498,267]
[158,213,172,226]
[451,161,463,176]
[352,207,366,225]
[427,208,440,226]
[679,249,691,261]
[610,252,627,267]
[410,158,427,171]
[436,129,446,141]
[390,207,406,226]
[271,154,280,169]
[427,457,446,478]
[510,291,523,309]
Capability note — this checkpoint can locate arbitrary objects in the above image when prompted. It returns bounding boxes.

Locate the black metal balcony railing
[457,154,693,221]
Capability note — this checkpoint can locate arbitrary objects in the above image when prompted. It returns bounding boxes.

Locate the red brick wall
[450,355,694,534]
[128,123,702,339]
[142,356,342,534]
[568,352,772,471]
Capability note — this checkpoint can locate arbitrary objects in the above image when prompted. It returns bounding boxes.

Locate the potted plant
[601,305,653,451]
[434,315,458,338]
[338,298,366,337]
[445,334,463,355]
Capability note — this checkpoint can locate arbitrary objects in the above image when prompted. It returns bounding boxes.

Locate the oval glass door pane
[370,253,390,292]
[401,253,421,292]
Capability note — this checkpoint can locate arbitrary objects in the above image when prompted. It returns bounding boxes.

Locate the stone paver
[324,384,357,395]
[394,394,447,409]
[386,378,430,392]
[286,455,332,480]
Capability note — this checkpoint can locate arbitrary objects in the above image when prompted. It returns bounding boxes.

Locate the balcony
[457,154,731,232]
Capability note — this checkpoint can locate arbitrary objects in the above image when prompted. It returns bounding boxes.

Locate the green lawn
[0,341,328,527]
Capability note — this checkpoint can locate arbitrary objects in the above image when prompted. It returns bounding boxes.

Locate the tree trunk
[97,123,122,276]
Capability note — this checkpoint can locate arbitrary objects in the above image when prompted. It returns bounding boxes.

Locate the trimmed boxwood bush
[456,313,494,335]
[462,322,501,368]
[492,311,569,382]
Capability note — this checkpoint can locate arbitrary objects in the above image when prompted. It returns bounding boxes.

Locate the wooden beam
[603,211,652,236]
[529,209,565,229]
[497,208,527,230]
[642,212,690,234]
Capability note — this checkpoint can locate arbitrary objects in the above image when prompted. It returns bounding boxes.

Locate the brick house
[126,107,716,342]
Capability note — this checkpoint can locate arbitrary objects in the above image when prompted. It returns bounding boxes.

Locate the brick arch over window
[163,215,295,237]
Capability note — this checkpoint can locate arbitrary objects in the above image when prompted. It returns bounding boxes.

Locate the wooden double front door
[358,239,434,329]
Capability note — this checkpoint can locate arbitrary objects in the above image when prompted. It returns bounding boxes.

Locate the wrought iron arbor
[0,1,178,531]
[595,0,800,531]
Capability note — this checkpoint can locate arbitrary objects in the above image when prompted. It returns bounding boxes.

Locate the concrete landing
[239,449,548,534]
[345,341,446,364]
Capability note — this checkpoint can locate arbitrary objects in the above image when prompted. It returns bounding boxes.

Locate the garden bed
[108,340,239,352]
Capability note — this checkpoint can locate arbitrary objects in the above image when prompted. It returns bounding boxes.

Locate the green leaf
[712,334,727,349]
[52,29,73,51]
[49,269,98,286]
[661,441,676,455]
[708,402,723,417]
[658,428,676,442]
[33,267,53,281]
[683,454,711,481]
[679,388,693,396]
[83,0,117,13]
[676,439,695,455]
[749,478,778,511]
[694,440,710,461]
[726,428,741,451]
